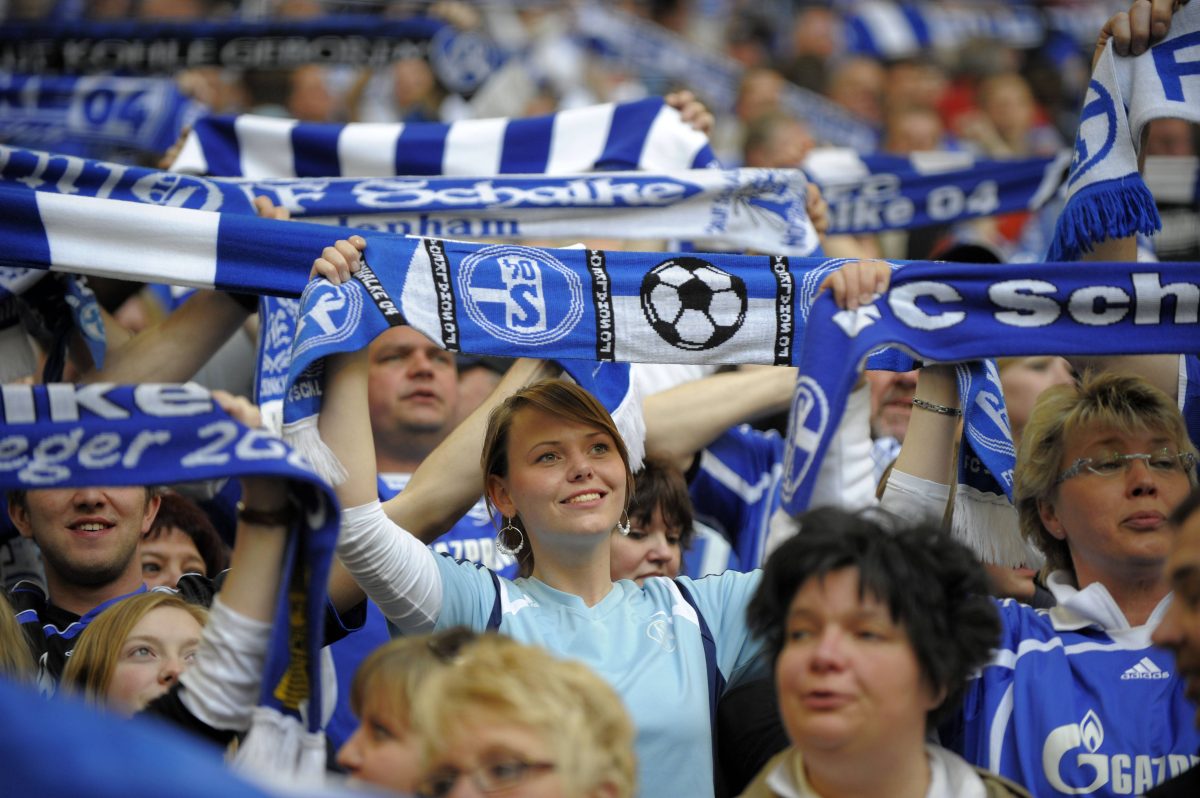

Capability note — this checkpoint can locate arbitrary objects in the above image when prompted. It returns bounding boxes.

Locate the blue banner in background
[0,17,447,73]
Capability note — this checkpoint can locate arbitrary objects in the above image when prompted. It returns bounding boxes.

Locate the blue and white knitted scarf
[1048,0,1200,261]
[0,382,341,778]
[781,259,1200,517]
[844,1,1125,59]
[804,148,1072,236]
[170,97,717,179]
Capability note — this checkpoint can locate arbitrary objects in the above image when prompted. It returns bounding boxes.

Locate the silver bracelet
[911,397,963,417]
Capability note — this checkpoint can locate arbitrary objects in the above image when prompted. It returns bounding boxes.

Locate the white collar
[1045,570,1173,634]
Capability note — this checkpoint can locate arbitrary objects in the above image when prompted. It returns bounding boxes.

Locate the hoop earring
[496,518,526,557]
[616,511,631,537]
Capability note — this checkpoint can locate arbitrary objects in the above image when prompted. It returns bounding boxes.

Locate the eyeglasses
[1055,448,1197,485]
[416,759,557,797]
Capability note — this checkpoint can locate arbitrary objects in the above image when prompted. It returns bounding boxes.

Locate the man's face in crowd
[9,486,159,588]
[367,326,459,437]
[1152,504,1200,721]
[866,369,918,442]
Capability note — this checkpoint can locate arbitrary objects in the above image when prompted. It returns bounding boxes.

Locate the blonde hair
[61,592,208,705]
[1014,371,1198,575]
[410,635,637,798]
[349,626,480,726]
[481,378,635,578]
[0,592,34,679]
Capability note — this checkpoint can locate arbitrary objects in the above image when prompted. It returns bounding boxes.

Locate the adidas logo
[1120,657,1170,680]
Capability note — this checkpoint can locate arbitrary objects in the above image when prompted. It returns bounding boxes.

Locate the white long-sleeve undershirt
[336,500,443,633]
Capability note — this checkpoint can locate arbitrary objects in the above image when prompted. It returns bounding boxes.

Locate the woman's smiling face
[487,407,628,544]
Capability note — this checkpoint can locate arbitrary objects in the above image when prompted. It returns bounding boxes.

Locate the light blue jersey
[942,589,1200,797]
[432,555,766,798]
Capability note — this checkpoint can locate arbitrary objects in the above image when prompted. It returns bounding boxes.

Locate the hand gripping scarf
[1048,0,1200,261]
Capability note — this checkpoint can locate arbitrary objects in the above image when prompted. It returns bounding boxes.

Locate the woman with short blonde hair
[410,634,637,798]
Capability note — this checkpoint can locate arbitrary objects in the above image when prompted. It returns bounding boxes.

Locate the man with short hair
[366,326,513,573]
[7,485,160,686]
[1147,488,1200,796]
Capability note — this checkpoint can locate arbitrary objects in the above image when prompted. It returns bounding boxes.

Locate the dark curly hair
[747,507,1000,728]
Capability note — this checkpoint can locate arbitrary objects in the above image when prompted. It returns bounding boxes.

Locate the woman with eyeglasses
[872,369,1200,796]
[314,238,763,798]
[408,634,635,798]
[336,627,482,794]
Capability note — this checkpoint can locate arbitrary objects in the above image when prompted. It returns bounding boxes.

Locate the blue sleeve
[689,425,784,570]
[1181,354,1200,450]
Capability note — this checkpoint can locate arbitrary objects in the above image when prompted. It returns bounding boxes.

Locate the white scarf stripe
[39,191,220,286]
[237,115,299,180]
[547,104,613,174]
[444,116,507,176]
[338,122,403,178]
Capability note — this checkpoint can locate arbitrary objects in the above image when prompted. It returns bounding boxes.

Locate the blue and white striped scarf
[575,3,877,154]
[844,0,1126,60]
[0,382,341,779]
[0,73,204,159]
[0,144,816,253]
[18,140,1138,258]
[170,97,717,178]
[1048,0,1200,261]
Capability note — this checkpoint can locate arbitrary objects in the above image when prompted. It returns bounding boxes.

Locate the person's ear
[141,493,162,534]
[486,474,516,519]
[8,500,33,541]
[1038,498,1066,541]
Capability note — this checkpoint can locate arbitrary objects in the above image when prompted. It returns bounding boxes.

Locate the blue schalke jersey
[687,425,783,575]
[942,597,1200,797]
